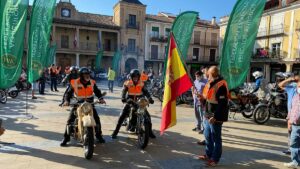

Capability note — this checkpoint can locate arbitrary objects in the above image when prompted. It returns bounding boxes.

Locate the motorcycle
[0,89,7,104]
[127,98,152,149]
[66,93,106,159]
[252,86,287,124]
[229,87,259,119]
[15,77,32,91]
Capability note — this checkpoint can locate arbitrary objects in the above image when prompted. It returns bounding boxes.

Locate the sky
[28,0,237,21]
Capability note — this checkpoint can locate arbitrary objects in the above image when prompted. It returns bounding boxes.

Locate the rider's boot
[149,123,156,139]
[60,130,71,146]
[111,124,121,139]
[95,125,105,143]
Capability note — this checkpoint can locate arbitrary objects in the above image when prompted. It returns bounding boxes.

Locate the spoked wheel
[83,127,94,160]
[0,90,7,104]
[8,90,19,99]
[253,105,270,125]
[137,117,150,149]
[241,104,253,118]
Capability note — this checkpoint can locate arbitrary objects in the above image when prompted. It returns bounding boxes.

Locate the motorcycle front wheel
[137,116,150,149]
[83,127,94,160]
[241,104,253,118]
[253,104,270,125]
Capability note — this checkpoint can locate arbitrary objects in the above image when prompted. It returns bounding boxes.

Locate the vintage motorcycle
[127,97,153,149]
[66,93,106,159]
[252,87,287,124]
[229,87,259,119]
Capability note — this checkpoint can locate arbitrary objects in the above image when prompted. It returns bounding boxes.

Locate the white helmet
[252,71,264,79]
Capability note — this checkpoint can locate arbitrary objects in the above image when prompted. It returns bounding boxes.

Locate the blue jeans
[204,118,223,162]
[290,125,300,165]
[50,77,57,91]
[194,101,205,130]
[108,80,114,92]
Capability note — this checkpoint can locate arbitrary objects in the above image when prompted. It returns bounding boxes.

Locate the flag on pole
[160,33,193,134]
[74,32,77,48]
[220,0,266,90]
[0,0,29,89]
[98,31,102,50]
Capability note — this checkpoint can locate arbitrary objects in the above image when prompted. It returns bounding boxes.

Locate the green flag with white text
[96,50,103,70]
[27,0,56,83]
[47,44,56,67]
[112,51,121,73]
[0,0,28,89]
[220,0,266,90]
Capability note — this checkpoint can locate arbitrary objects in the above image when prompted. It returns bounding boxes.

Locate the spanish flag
[161,33,193,134]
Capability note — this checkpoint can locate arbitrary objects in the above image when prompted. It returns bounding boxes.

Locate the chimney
[211,16,216,25]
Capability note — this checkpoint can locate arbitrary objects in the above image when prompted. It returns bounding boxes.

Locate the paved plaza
[0,82,292,169]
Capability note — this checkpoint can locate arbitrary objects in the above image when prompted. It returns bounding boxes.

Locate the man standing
[279,76,300,168]
[107,67,116,93]
[38,68,47,95]
[191,71,207,133]
[49,64,58,92]
[199,66,229,167]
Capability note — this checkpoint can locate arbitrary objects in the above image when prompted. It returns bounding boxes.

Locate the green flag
[220,0,266,90]
[0,0,28,89]
[171,11,198,59]
[163,11,198,82]
[96,50,103,70]
[112,51,121,73]
[47,44,56,66]
[27,0,56,83]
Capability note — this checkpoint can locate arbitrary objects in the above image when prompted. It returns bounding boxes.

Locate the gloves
[149,98,154,104]
[122,98,127,103]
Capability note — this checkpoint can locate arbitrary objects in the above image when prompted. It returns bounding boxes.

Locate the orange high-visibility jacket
[124,80,144,96]
[70,78,96,99]
[140,73,148,82]
[203,80,229,104]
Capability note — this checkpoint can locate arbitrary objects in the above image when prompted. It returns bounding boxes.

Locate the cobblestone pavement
[0,82,291,169]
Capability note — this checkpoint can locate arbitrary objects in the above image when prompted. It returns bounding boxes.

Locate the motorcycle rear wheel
[137,117,150,149]
[0,90,7,104]
[253,105,270,125]
[241,104,253,118]
[83,127,94,160]
[8,90,19,99]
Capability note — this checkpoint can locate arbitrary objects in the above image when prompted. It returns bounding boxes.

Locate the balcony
[55,40,76,50]
[102,44,118,52]
[126,21,140,30]
[79,42,98,51]
[257,25,287,39]
[252,50,287,60]
[122,46,141,55]
[148,52,165,61]
[192,39,218,47]
[150,35,168,43]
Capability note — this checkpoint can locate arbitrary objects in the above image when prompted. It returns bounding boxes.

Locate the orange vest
[203,80,229,104]
[141,73,148,82]
[125,80,144,96]
[70,78,96,99]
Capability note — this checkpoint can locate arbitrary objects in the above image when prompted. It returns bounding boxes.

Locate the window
[211,33,218,46]
[129,14,136,26]
[61,35,69,48]
[152,27,159,38]
[104,39,111,51]
[194,31,201,44]
[128,39,136,52]
[165,28,171,37]
[151,45,159,59]
[192,48,199,61]
[272,43,281,57]
[209,49,216,62]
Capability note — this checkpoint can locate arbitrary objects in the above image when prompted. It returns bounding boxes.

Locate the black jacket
[206,77,229,122]
[65,78,104,103]
[65,73,78,83]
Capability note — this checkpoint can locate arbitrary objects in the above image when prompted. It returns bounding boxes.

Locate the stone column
[76,28,80,49]
[286,63,292,72]
[265,64,271,83]
[76,53,80,67]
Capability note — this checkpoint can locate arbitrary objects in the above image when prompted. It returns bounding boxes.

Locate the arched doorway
[125,58,138,74]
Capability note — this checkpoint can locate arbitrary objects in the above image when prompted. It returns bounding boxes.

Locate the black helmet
[130,69,140,79]
[70,66,77,72]
[79,67,90,76]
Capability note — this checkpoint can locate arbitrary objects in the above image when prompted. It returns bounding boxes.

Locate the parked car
[95,69,108,80]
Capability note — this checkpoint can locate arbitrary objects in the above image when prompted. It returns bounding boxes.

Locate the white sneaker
[284,162,299,168]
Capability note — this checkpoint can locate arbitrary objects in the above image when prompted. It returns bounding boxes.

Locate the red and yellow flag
[160,33,193,134]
